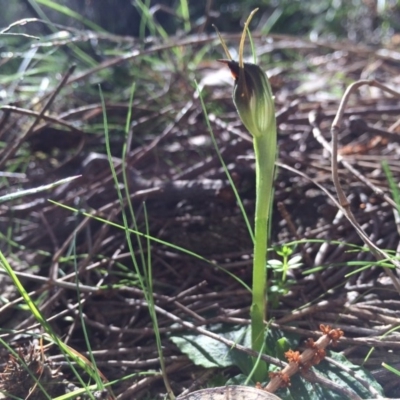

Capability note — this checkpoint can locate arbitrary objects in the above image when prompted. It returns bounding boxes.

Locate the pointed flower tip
[231,61,275,139]
[220,59,241,81]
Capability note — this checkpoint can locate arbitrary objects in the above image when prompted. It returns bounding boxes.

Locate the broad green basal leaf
[170,325,251,369]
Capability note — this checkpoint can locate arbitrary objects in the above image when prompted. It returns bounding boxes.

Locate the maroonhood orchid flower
[217,9,277,381]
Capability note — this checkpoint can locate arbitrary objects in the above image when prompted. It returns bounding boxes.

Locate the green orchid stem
[251,125,276,380]
[222,59,277,381]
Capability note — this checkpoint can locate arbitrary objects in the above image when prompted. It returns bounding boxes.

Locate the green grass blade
[0,251,99,399]
[49,199,251,292]
[31,0,105,32]
[195,80,254,243]
[178,0,191,32]
[0,175,80,203]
